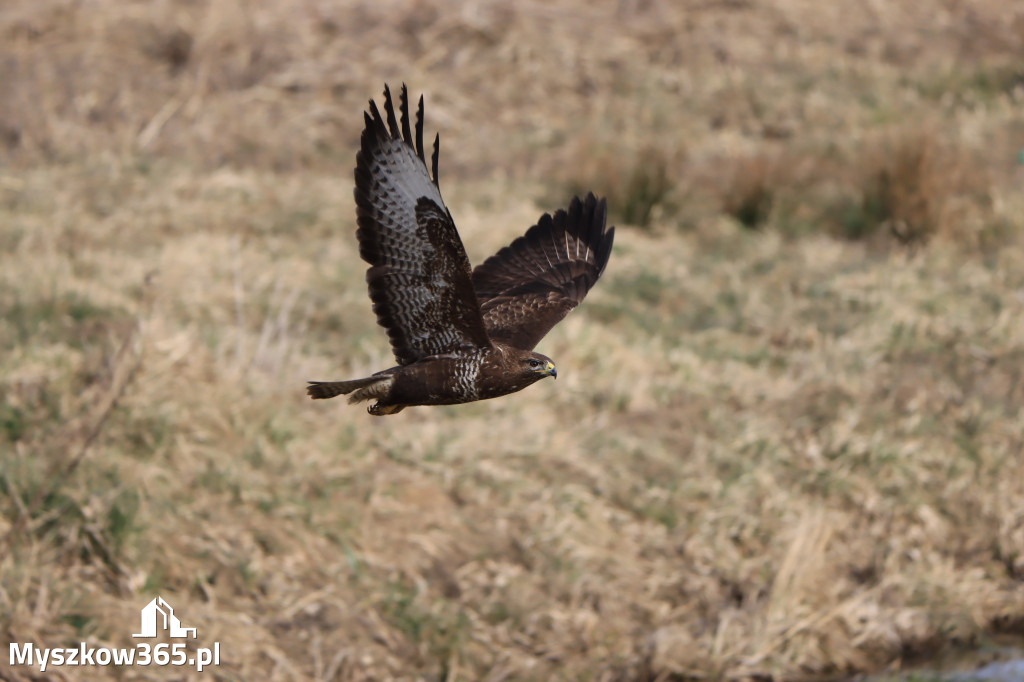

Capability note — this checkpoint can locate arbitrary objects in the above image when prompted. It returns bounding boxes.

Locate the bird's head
[521,351,557,381]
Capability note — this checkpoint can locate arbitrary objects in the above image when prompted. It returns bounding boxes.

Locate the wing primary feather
[366,102,385,135]
[399,83,414,147]
[529,215,557,272]
[383,84,400,138]
[432,133,440,186]
[591,196,608,268]
[562,198,575,262]
[576,195,587,259]
[598,226,615,278]
[581,194,597,263]
[415,95,425,162]
[588,194,603,248]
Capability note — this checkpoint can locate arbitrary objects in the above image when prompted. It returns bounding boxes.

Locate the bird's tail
[306,375,393,401]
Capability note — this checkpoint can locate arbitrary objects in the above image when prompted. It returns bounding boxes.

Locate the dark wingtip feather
[399,83,414,147]
[382,84,399,138]
[592,194,614,279]
[587,195,610,267]
[596,225,614,279]
[415,95,425,162]
[432,132,440,186]
[367,101,385,133]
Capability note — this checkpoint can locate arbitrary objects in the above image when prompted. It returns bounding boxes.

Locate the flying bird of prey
[307,85,614,415]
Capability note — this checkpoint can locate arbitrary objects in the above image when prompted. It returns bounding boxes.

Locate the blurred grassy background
[2,1,1024,680]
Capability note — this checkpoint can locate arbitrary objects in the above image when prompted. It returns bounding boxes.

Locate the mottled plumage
[307,84,614,415]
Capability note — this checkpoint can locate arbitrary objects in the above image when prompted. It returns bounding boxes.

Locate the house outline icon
[132,596,197,638]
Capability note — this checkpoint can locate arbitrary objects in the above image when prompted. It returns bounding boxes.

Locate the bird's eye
[528,359,541,368]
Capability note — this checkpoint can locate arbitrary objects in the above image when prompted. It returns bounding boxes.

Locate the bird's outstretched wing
[355,84,491,365]
[471,193,614,350]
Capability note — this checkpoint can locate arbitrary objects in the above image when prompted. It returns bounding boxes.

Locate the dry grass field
[3,1,1024,680]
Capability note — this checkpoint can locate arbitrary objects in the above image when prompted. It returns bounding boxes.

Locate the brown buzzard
[307,85,614,415]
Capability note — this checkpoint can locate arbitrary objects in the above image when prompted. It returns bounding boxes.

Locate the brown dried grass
[2,1,1024,681]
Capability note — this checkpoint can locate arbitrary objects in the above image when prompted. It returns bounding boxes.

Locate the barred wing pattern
[355,85,491,366]
[471,193,615,350]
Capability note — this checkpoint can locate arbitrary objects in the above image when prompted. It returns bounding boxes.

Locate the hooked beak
[545,361,557,379]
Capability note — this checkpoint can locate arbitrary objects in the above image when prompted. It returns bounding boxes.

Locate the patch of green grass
[380,578,472,673]
[264,416,296,449]
[116,409,174,459]
[617,154,674,228]
[484,601,516,625]
[382,580,426,641]
[638,499,679,530]
[0,289,128,351]
[106,489,142,553]
[143,567,167,594]
[916,62,1024,103]
[0,458,84,534]
[0,402,28,443]
[799,467,855,500]
[237,560,258,590]
[194,460,242,503]
[62,613,93,636]
[244,443,267,468]
[832,191,888,241]
[587,269,667,335]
